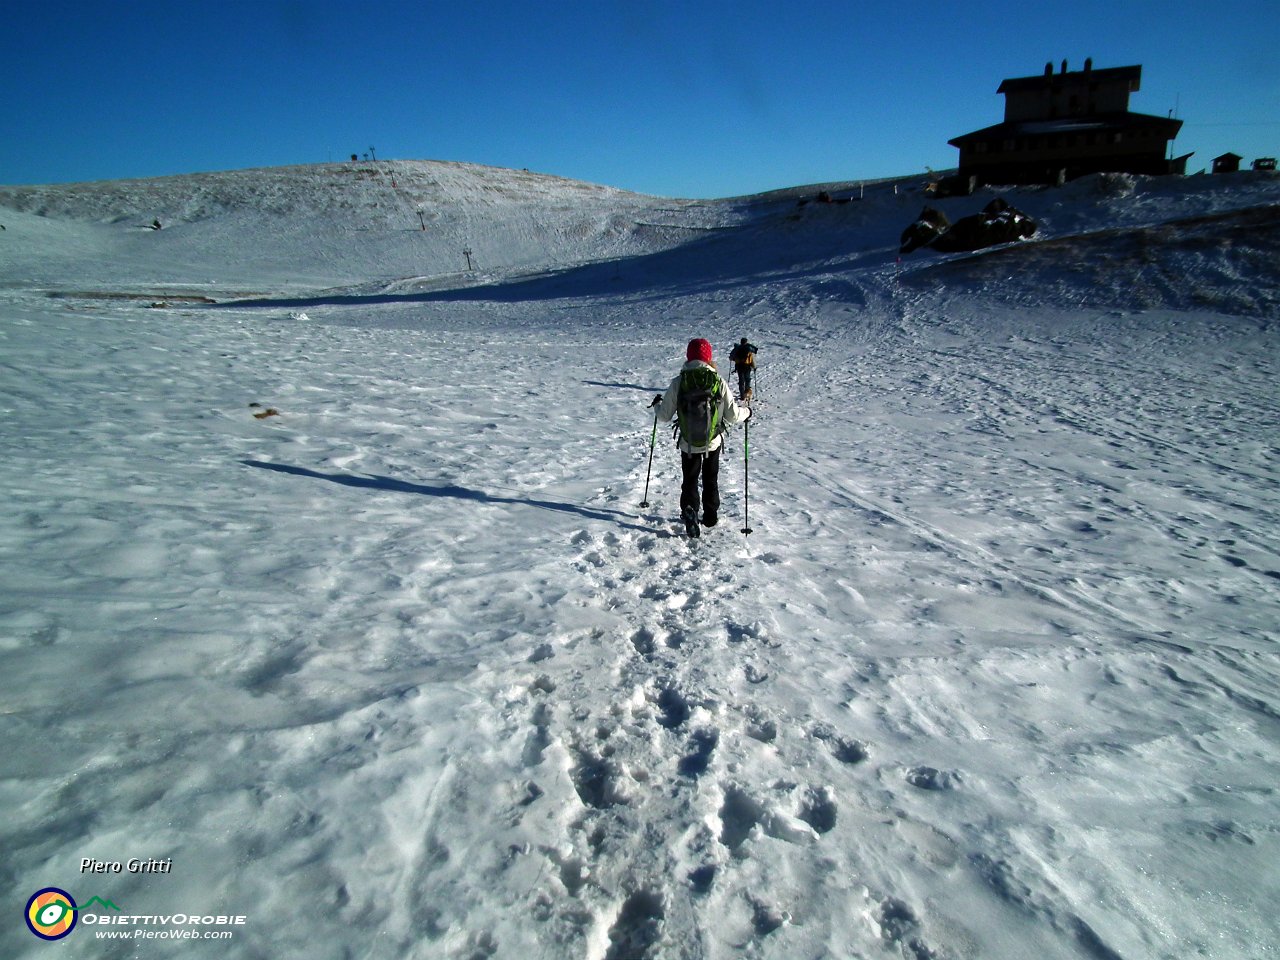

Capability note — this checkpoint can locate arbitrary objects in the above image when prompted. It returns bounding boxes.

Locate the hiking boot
[702,513,718,528]
[682,506,701,538]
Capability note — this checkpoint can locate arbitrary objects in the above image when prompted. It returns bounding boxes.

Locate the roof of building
[997,64,1142,94]
[949,112,1183,148]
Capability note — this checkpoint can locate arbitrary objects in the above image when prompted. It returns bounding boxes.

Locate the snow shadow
[241,460,652,532]
[220,223,887,310]
[583,380,656,393]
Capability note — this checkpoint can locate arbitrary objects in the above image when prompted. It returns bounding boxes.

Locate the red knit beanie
[686,338,713,363]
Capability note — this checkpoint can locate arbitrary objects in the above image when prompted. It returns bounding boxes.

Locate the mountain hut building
[948,60,1190,189]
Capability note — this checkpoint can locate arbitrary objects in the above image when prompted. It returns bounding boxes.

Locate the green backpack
[677,367,723,447]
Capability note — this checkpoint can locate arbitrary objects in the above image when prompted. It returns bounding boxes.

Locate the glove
[742,407,753,421]
[650,395,663,408]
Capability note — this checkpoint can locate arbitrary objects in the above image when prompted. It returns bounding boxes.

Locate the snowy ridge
[0,160,724,295]
[4,161,1277,314]
[2,161,1279,959]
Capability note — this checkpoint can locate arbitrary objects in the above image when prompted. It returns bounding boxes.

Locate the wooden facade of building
[949,60,1188,188]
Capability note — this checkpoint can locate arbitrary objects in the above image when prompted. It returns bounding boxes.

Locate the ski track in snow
[2,164,1279,959]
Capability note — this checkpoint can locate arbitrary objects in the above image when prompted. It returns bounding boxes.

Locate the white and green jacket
[655,360,752,454]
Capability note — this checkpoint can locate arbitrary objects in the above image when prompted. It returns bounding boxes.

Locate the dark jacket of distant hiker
[728,339,758,399]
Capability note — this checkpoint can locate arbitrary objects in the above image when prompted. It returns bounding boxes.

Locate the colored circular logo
[25,888,78,941]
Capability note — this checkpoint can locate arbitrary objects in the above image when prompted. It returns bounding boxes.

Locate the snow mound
[905,202,1280,316]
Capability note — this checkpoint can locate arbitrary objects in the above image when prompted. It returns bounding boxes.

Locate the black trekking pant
[735,365,752,397]
[680,448,721,525]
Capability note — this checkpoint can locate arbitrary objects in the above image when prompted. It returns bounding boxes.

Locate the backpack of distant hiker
[676,367,723,448]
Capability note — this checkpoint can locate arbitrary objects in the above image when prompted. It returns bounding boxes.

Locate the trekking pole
[640,401,660,508]
[741,418,754,535]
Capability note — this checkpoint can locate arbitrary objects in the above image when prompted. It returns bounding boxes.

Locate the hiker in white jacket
[650,338,751,538]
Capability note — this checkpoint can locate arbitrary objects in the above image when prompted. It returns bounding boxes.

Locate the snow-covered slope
[3,160,1276,309]
[0,160,731,293]
[2,161,1278,960]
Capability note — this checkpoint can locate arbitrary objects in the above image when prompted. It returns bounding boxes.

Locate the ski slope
[2,161,1279,959]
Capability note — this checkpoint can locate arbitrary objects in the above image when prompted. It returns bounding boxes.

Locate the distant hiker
[728,337,758,400]
[651,338,751,538]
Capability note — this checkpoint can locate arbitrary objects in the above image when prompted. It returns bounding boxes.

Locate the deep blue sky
[2,0,1277,198]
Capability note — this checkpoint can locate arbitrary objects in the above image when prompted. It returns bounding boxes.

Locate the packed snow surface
[2,160,1279,959]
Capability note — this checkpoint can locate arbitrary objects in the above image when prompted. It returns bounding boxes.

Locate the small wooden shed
[1212,153,1243,173]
